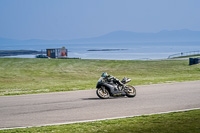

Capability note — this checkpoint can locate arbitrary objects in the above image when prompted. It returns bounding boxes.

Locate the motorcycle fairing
[96,81,126,96]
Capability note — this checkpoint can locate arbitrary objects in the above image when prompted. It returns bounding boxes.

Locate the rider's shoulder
[108,75,114,78]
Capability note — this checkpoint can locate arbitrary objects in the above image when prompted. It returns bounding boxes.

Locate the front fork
[124,85,130,92]
[101,86,106,93]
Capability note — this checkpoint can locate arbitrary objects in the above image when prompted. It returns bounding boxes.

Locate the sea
[1,42,200,60]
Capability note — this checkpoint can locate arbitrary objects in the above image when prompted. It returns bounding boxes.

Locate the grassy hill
[0,58,200,96]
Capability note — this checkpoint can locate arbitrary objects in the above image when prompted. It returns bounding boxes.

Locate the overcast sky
[0,0,200,40]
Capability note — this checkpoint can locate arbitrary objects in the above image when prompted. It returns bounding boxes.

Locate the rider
[101,72,124,87]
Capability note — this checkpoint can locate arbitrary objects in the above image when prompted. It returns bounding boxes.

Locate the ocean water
[1,42,200,60]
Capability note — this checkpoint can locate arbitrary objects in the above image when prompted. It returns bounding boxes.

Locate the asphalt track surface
[0,81,200,129]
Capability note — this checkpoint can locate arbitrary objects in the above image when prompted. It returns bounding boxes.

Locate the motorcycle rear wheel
[96,87,110,99]
[125,85,136,97]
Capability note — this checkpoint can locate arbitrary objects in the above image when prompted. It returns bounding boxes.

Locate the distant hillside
[68,29,200,43]
[0,50,42,56]
[1,29,200,45]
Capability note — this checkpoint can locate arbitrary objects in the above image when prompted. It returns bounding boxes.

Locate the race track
[0,81,200,129]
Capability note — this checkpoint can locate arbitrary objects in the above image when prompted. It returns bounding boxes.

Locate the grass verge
[1,109,200,133]
[172,54,200,59]
[0,58,200,96]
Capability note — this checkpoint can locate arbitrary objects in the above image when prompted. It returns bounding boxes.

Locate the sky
[0,0,200,40]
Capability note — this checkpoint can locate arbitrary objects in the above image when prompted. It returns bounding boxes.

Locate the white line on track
[1,107,200,131]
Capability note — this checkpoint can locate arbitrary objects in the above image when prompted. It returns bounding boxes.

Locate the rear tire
[96,87,110,99]
[125,85,136,97]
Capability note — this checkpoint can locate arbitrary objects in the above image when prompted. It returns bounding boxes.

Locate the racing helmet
[101,72,108,78]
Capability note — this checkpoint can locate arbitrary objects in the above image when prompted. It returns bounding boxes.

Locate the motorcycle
[96,75,136,99]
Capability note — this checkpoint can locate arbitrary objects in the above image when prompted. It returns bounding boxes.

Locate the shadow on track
[81,98,101,100]
[82,96,127,100]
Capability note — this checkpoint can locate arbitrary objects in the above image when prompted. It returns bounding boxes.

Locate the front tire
[125,85,136,97]
[96,86,110,99]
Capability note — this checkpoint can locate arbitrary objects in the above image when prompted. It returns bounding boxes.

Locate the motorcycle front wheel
[96,87,110,99]
[125,85,136,97]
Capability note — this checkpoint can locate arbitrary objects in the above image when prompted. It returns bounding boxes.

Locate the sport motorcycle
[96,75,136,99]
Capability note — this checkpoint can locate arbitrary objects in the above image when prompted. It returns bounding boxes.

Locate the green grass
[0,58,200,96]
[1,109,200,133]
